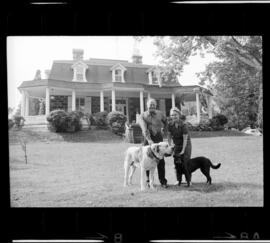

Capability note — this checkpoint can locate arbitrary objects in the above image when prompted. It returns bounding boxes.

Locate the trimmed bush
[47,110,69,132]
[9,119,15,130]
[209,114,228,131]
[47,110,84,132]
[93,111,108,129]
[13,115,25,129]
[107,111,127,135]
[67,111,83,132]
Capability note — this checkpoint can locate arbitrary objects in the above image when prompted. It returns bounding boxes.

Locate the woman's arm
[180,134,188,154]
[167,131,173,146]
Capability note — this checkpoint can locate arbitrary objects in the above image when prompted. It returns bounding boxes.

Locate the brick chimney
[72,48,84,61]
[131,40,142,64]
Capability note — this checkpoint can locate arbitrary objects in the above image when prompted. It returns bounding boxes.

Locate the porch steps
[24,115,48,126]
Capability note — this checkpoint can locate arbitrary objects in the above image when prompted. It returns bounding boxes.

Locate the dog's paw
[150,186,157,191]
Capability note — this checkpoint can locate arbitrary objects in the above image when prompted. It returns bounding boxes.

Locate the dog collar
[149,147,160,162]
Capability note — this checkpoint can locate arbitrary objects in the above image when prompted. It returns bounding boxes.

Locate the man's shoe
[174,181,179,185]
[161,183,168,188]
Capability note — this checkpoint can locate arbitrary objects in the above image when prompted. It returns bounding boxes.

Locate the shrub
[9,119,15,130]
[209,114,228,131]
[47,110,85,132]
[107,111,127,135]
[93,111,108,129]
[67,111,83,132]
[47,110,69,132]
[13,115,25,129]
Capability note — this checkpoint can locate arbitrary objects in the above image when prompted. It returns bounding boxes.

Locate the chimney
[44,69,51,79]
[131,39,143,64]
[34,69,41,80]
[72,48,84,61]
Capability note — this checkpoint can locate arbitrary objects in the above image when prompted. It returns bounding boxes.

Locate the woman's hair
[170,107,181,116]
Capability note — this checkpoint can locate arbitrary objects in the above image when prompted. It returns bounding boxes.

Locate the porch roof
[18,80,212,96]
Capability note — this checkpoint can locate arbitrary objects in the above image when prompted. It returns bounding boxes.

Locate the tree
[153,36,262,129]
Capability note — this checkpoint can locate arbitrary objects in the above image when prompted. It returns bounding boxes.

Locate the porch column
[100,90,104,112]
[171,93,175,108]
[208,95,213,119]
[72,90,76,111]
[21,90,26,116]
[195,89,201,123]
[111,89,116,111]
[140,90,144,114]
[45,87,50,116]
[25,92,29,116]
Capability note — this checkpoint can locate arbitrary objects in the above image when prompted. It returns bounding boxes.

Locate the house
[18,48,214,126]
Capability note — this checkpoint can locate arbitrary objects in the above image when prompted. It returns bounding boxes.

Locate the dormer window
[71,61,88,82]
[151,71,159,84]
[110,63,126,83]
[115,69,122,82]
[147,67,160,85]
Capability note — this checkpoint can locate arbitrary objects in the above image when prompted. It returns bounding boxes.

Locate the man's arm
[137,113,153,144]
[161,113,168,138]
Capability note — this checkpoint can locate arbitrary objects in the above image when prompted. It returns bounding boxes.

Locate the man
[138,98,169,188]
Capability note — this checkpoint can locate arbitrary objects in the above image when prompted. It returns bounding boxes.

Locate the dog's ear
[147,146,154,158]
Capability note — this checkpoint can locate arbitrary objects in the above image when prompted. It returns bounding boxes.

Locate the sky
[7,36,215,110]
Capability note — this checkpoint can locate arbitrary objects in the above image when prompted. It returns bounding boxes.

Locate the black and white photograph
[8,35,263,207]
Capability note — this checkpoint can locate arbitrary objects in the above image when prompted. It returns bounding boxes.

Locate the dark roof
[49,59,180,87]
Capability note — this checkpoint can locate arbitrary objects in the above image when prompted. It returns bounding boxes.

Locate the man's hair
[147,98,157,108]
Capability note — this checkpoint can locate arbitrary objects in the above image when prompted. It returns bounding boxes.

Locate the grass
[9,127,263,207]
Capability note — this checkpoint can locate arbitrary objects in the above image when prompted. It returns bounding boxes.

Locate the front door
[76,97,85,112]
[110,98,128,119]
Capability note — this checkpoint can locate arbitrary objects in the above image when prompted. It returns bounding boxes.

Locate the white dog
[123,142,174,191]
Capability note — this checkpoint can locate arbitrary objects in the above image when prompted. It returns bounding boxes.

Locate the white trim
[148,72,153,85]
[100,90,104,112]
[111,89,116,111]
[72,90,76,111]
[110,63,127,71]
[171,93,175,108]
[25,92,29,116]
[72,61,88,82]
[111,63,126,83]
[45,87,50,116]
[140,90,144,114]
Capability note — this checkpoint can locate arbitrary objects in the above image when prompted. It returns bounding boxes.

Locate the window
[115,69,122,82]
[72,61,88,82]
[76,97,85,112]
[111,63,126,82]
[152,71,158,84]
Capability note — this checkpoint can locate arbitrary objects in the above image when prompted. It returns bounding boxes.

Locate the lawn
[9,128,263,207]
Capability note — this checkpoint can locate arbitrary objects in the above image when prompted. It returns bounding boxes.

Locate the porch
[19,84,213,126]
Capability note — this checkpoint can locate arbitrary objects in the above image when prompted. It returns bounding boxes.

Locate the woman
[168,107,192,186]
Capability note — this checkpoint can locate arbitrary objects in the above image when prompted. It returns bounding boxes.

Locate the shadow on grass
[9,127,126,144]
[165,181,262,193]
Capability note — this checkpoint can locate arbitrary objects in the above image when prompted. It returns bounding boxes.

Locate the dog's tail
[210,161,221,169]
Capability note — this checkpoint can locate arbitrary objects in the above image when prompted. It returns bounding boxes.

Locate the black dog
[174,156,221,186]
